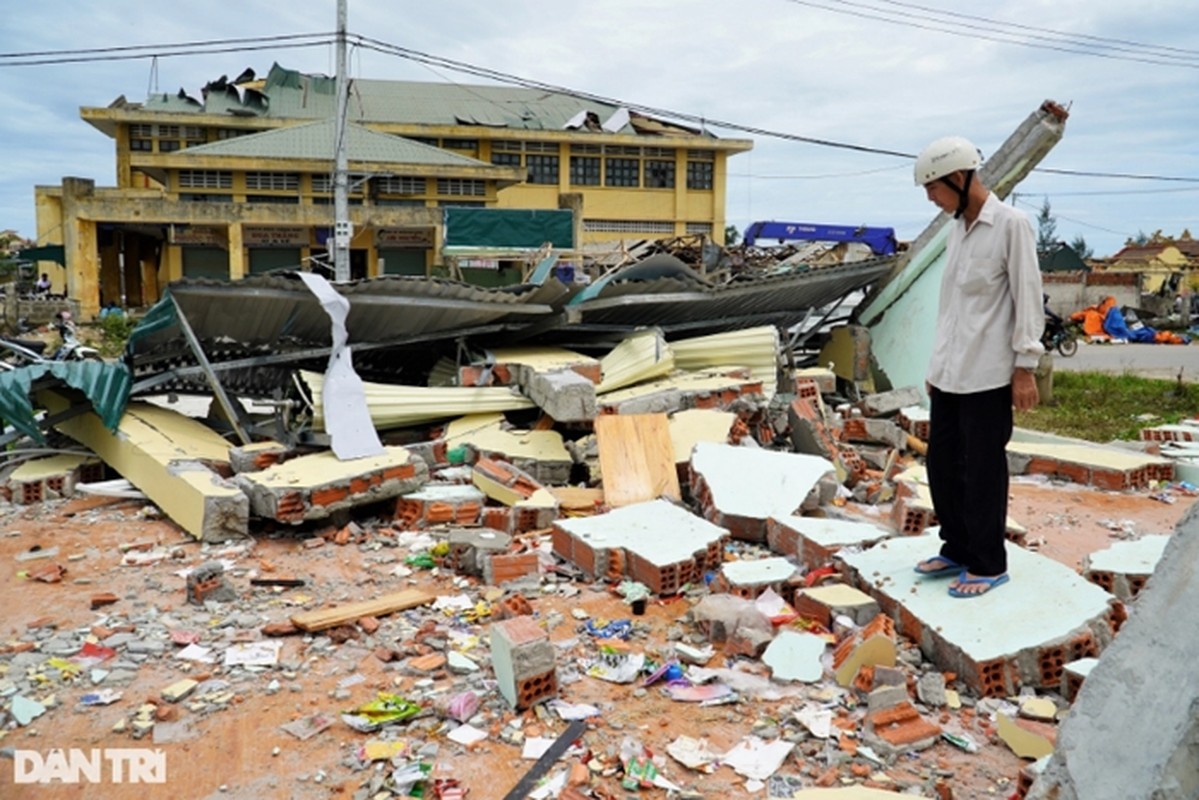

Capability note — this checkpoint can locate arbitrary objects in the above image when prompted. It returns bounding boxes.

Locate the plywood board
[594,413,680,507]
[290,588,435,631]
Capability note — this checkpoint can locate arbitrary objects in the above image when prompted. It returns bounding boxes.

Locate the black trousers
[926,384,1013,577]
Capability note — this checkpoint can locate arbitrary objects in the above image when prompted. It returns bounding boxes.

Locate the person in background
[910,136,1044,598]
[34,273,51,295]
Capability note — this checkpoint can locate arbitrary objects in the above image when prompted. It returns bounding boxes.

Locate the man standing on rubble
[911,136,1044,598]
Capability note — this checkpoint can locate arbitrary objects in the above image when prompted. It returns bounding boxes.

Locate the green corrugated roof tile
[180,119,491,166]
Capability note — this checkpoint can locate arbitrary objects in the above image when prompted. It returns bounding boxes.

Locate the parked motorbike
[52,311,102,362]
[1042,312,1078,357]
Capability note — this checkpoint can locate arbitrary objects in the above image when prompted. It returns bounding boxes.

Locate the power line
[781,0,1199,69]
[0,34,335,67]
[1011,196,1133,237]
[869,0,1199,59]
[4,29,1198,186]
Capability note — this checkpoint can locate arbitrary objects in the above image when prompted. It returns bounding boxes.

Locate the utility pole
[332,0,351,281]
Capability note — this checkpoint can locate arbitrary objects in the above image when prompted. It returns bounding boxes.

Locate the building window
[179,193,233,203]
[687,160,714,190]
[605,158,640,187]
[526,154,559,185]
[643,147,676,158]
[441,138,478,151]
[157,125,180,138]
[685,222,713,235]
[375,176,426,195]
[645,160,675,189]
[492,141,522,153]
[523,141,558,153]
[583,219,674,234]
[130,124,153,138]
[438,200,486,208]
[437,179,486,197]
[158,140,181,153]
[408,136,439,147]
[216,128,249,140]
[245,172,300,191]
[491,152,521,168]
[130,139,153,152]
[178,170,232,190]
[246,195,300,205]
[570,156,601,186]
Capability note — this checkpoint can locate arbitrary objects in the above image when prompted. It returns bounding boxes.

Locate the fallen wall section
[39,394,248,541]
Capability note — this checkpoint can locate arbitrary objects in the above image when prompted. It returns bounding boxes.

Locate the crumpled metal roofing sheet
[132,273,561,354]
[0,361,132,443]
[566,255,896,337]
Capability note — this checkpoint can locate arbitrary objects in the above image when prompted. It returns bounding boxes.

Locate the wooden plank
[594,413,681,507]
[290,588,436,632]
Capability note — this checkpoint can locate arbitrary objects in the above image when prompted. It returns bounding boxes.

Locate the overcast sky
[2,0,1196,257]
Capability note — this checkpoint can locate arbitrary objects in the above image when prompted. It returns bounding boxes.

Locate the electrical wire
[781,0,1199,69]
[0,33,335,67]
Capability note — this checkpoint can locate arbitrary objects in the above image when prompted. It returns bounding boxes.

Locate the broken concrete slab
[790,366,837,395]
[762,631,826,683]
[235,446,428,523]
[714,557,800,599]
[395,483,486,529]
[839,531,1117,697]
[766,514,894,572]
[447,528,512,576]
[457,346,601,387]
[596,368,764,416]
[595,413,680,507]
[1080,534,1168,601]
[832,614,897,687]
[1028,502,1199,800]
[443,413,572,485]
[525,369,597,422]
[690,442,836,542]
[552,499,728,594]
[7,453,103,504]
[1007,438,1174,490]
[794,583,881,628]
[227,441,293,474]
[472,457,559,532]
[854,385,923,418]
[39,394,248,542]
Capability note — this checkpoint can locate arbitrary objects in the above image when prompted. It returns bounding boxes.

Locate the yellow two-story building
[34,63,752,318]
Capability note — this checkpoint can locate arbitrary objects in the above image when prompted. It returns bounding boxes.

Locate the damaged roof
[178,119,499,167]
[128,63,732,142]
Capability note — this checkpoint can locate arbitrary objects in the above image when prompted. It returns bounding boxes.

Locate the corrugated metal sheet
[181,120,494,167]
[671,326,781,398]
[0,361,132,443]
[302,370,534,431]
[126,273,567,395]
[567,256,896,337]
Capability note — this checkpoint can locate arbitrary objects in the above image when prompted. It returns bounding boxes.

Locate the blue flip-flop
[948,573,1009,598]
[913,556,962,578]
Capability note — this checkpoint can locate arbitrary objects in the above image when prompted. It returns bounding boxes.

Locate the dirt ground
[0,476,1192,800]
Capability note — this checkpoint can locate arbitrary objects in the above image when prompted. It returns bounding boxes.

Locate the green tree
[1069,235,1093,260]
[1036,198,1058,256]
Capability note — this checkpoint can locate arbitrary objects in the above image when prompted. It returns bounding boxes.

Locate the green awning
[444,208,574,250]
[15,245,66,266]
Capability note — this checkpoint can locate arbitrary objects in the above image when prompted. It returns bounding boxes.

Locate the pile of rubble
[0,322,1195,799]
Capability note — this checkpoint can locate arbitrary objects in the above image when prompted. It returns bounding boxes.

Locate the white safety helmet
[913,136,983,186]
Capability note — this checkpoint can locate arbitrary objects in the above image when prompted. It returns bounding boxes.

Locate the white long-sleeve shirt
[926,192,1045,394]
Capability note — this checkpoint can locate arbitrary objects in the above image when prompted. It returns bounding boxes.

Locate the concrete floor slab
[691,443,835,520]
[838,531,1117,695]
[721,556,799,587]
[770,514,894,551]
[552,499,728,594]
[1083,534,1168,574]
